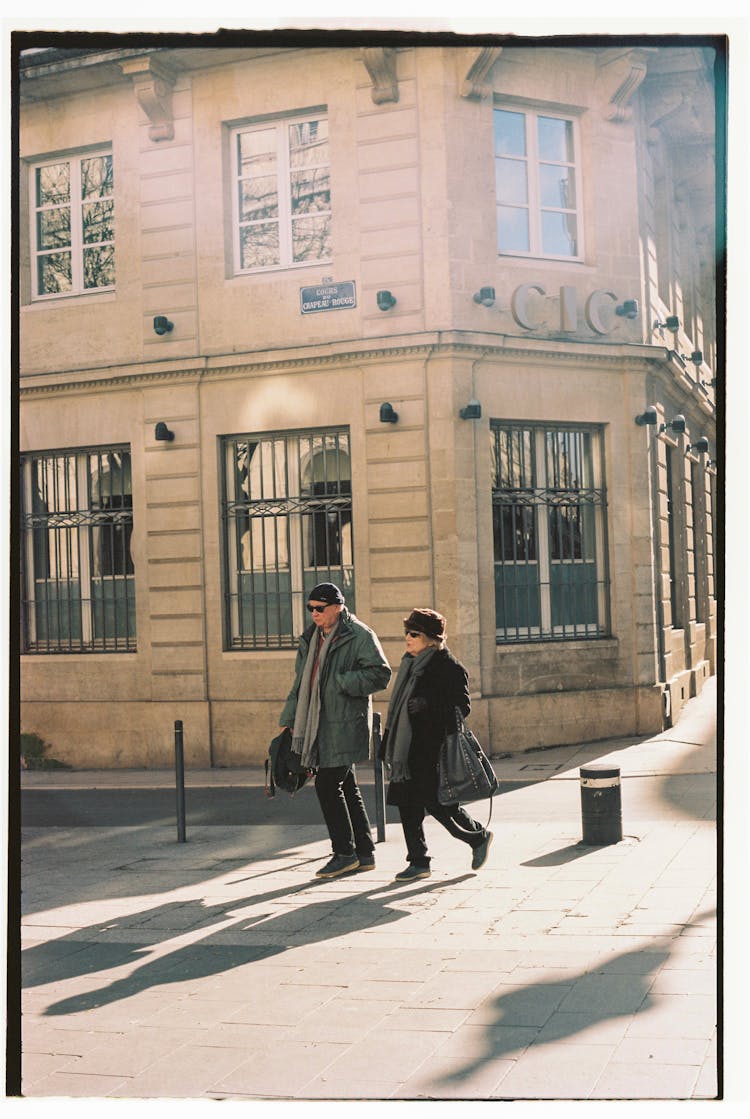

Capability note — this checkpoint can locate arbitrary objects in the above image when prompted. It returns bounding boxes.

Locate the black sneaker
[315,854,360,879]
[356,855,376,871]
[394,864,431,881]
[471,831,493,871]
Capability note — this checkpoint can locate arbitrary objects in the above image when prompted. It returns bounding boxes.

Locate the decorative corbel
[459,46,503,100]
[646,90,688,146]
[597,48,650,123]
[120,56,176,142]
[361,47,399,104]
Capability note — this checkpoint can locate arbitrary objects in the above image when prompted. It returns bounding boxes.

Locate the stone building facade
[17,39,720,767]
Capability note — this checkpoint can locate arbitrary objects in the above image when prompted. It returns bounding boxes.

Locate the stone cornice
[20,334,686,398]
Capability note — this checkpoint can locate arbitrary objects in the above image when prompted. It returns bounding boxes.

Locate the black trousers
[315,766,375,859]
[398,802,485,868]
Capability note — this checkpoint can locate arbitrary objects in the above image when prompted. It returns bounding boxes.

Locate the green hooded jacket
[279,608,392,767]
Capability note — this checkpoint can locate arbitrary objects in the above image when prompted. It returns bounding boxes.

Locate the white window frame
[29,148,115,301]
[493,105,584,262]
[230,112,332,275]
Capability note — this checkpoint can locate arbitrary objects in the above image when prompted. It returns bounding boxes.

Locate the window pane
[539,163,576,209]
[83,245,115,289]
[240,223,280,269]
[546,430,592,489]
[37,207,71,251]
[238,129,277,173]
[291,167,330,214]
[37,253,72,294]
[289,119,328,166]
[494,561,541,634]
[81,154,113,199]
[497,205,529,253]
[36,163,70,206]
[494,110,526,156]
[550,562,599,628]
[292,214,331,262]
[541,210,578,256]
[538,116,575,163]
[82,199,114,244]
[493,426,534,489]
[495,158,528,206]
[239,177,279,221]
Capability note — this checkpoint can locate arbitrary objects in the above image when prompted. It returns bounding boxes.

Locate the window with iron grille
[30,150,115,299]
[20,447,136,653]
[230,113,331,273]
[665,447,679,628]
[493,106,582,260]
[221,428,353,648]
[491,422,609,642]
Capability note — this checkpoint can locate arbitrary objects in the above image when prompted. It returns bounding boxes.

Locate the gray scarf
[384,647,436,782]
[291,620,340,768]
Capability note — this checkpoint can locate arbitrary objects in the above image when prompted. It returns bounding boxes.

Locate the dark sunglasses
[307,603,330,613]
[404,630,423,638]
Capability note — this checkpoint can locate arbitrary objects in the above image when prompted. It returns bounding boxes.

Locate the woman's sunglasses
[404,630,422,638]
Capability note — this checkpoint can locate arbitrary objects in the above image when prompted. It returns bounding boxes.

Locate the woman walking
[382,608,493,881]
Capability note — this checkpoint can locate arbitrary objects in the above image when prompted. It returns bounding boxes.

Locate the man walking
[280,582,392,879]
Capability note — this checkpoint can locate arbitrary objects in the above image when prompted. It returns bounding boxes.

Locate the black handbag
[264,728,315,797]
[437,708,499,806]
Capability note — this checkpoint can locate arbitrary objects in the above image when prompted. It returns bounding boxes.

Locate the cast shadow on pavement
[36,874,473,1016]
[436,908,716,1092]
[521,843,608,868]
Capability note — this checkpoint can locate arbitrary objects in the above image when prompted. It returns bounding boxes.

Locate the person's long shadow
[23,897,244,990]
[22,854,332,990]
[437,908,716,1089]
[41,874,472,1017]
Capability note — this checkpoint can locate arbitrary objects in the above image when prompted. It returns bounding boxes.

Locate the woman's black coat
[384,647,471,808]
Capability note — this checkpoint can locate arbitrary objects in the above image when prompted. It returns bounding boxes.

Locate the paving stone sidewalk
[18,682,720,1101]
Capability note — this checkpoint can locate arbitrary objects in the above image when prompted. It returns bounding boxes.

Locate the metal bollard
[580,764,622,845]
[372,712,387,844]
[174,720,186,843]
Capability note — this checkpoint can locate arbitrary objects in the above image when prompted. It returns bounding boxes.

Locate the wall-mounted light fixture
[459,399,482,420]
[615,299,639,319]
[659,414,687,435]
[377,290,397,311]
[153,315,174,335]
[653,315,680,337]
[690,351,704,368]
[155,422,175,442]
[634,406,658,426]
[687,436,710,455]
[379,402,399,424]
[473,287,496,308]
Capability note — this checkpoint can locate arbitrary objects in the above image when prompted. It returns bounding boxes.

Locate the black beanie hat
[308,582,345,604]
[403,608,446,640]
